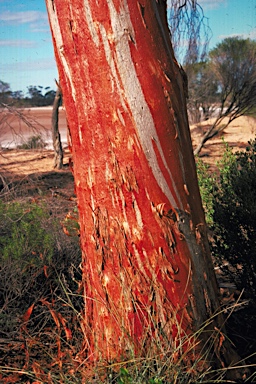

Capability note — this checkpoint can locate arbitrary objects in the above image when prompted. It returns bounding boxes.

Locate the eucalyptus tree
[45,0,244,380]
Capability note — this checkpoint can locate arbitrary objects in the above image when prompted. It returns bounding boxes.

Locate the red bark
[46,0,229,369]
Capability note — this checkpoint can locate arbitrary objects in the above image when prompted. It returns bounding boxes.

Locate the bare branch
[168,0,211,63]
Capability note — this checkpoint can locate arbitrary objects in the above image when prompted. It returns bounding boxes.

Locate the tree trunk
[45,0,242,376]
[52,86,63,169]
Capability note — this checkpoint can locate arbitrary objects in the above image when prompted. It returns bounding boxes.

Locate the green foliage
[0,200,54,264]
[116,367,164,384]
[210,36,256,68]
[197,138,256,303]
[187,37,256,131]
[0,80,57,107]
[212,139,256,301]
[0,196,82,351]
[0,200,55,339]
[216,138,236,183]
[196,157,216,226]
[17,134,47,149]
[117,368,133,384]
[209,37,256,116]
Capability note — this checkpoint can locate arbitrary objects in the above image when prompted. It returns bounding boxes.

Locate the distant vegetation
[0,80,57,108]
[186,36,256,154]
[17,134,47,150]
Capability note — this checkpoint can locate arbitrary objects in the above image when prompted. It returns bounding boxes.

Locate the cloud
[218,29,256,41]
[167,0,227,11]
[0,10,47,25]
[0,39,37,48]
[0,58,56,72]
[30,22,50,34]
[218,33,243,40]
[198,0,227,10]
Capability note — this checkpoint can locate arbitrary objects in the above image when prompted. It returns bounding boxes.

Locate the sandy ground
[190,115,256,169]
[0,107,255,177]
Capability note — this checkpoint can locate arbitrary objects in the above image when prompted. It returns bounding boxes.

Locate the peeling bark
[45,0,243,377]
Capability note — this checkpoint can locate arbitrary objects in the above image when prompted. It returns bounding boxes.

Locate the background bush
[17,134,47,149]
[197,138,256,303]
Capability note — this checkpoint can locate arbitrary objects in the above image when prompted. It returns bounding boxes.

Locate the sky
[0,0,256,95]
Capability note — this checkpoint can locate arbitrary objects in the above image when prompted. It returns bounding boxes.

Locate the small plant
[117,367,133,384]
[116,366,164,384]
[17,134,47,149]
[0,200,53,263]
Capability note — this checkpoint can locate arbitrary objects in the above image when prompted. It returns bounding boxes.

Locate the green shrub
[0,198,82,341]
[196,158,216,226]
[0,200,54,264]
[211,139,256,301]
[0,200,55,337]
[196,139,236,227]
[17,134,47,149]
[197,138,256,303]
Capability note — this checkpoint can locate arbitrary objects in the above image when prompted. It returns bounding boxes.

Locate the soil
[0,108,256,380]
[190,114,256,168]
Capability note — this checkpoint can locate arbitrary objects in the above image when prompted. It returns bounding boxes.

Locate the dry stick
[51,86,63,169]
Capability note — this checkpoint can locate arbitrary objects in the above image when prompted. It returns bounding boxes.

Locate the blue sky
[201,0,256,45]
[0,0,256,95]
[0,0,57,95]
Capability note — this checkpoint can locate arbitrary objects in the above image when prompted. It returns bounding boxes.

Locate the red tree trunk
[45,0,237,373]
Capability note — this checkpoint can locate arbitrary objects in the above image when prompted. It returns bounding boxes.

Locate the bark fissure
[138,2,147,29]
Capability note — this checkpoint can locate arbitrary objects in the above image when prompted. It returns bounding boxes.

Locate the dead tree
[52,86,63,169]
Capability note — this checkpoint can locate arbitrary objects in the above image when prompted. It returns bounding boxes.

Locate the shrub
[0,199,83,369]
[17,134,47,149]
[196,139,236,227]
[197,138,256,303]
[196,158,216,226]
[0,200,53,263]
[0,200,54,337]
[211,139,256,301]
